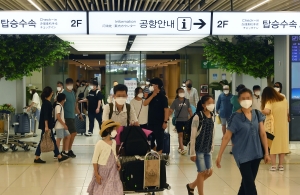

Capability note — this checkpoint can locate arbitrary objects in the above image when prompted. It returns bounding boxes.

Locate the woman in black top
[34,87,69,163]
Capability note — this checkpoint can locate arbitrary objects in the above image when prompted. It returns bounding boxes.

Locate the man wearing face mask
[216,85,233,136]
[102,84,138,127]
[62,78,83,158]
[252,85,262,111]
[79,81,103,136]
[185,79,199,108]
[143,78,169,154]
[54,81,64,102]
[76,80,89,114]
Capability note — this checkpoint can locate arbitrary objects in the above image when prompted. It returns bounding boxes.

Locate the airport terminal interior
[1,0,300,195]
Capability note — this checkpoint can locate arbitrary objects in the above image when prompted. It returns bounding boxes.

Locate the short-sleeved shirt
[62,90,76,119]
[32,93,41,110]
[227,109,265,167]
[54,103,65,130]
[230,95,241,113]
[39,100,53,130]
[252,95,261,111]
[87,90,103,113]
[170,98,190,122]
[216,93,233,118]
[147,91,168,125]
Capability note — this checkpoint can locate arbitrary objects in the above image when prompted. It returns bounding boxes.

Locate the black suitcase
[75,114,86,135]
[14,113,30,134]
[120,156,169,191]
[163,132,170,155]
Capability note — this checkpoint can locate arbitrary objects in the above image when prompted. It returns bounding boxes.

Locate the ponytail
[196,95,213,113]
[41,86,53,101]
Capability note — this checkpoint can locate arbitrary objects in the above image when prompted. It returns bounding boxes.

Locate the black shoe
[58,155,69,162]
[230,151,233,154]
[68,150,76,158]
[61,151,69,157]
[53,155,58,159]
[34,158,46,163]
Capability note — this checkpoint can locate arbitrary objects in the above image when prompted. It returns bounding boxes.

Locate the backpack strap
[126,103,130,126]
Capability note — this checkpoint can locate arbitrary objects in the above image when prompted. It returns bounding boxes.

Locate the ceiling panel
[1,0,298,11]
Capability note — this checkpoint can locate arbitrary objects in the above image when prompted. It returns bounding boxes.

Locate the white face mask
[178,93,185,98]
[57,87,62,92]
[240,100,252,109]
[115,97,127,105]
[141,86,145,89]
[274,87,280,92]
[223,90,229,94]
[254,91,261,96]
[149,86,154,92]
[146,81,150,85]
[67,85,73,90]
[137,93,144,98]
[206,104,215,112]
[110,130,117,138]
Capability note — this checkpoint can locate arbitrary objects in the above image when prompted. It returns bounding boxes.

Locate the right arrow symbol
[193,19,206,29]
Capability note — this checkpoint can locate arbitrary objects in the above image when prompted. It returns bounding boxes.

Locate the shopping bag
[40,131,54,153]
[264,114,275,134]
[215,115,221,125]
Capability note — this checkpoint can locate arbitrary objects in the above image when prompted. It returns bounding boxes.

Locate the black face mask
[187,84,192,88]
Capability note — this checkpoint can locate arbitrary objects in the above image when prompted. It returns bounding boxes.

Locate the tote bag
[40,131,54,153]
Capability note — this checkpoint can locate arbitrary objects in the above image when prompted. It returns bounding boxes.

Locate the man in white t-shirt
[27,86,41,136]
[54,93,71,159]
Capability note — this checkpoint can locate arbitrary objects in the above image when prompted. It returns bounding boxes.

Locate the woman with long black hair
[34,86,69,163]
[186,95,215,195]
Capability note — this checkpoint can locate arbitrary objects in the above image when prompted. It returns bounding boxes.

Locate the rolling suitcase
[162,124,170,155]
[75,103,86,135]
[14,113,30,134]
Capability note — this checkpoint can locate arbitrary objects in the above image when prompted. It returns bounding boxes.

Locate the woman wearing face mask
[216,88,270,195]
[186,95,215,195]
[261,87,289,171]
[87,120,123,195]
[169,88,193,155]
[274,82,286,98]
[130,87,148,129]
[27,86,41,136]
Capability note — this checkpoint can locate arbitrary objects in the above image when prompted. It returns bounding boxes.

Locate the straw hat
[100,120,120,136]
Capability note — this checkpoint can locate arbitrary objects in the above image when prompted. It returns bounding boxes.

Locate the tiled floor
[1,118,300,195]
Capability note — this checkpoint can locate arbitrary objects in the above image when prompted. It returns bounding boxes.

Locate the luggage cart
[120,151,171,195]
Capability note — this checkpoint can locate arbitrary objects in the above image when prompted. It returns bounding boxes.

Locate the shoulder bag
[172,98,186,126]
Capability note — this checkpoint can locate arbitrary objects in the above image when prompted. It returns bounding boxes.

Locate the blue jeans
[35,129,60,157]
[31,109,40,132]
[195,152,212,172]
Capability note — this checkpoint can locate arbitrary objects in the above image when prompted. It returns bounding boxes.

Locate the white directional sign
[0,11,87,34]
[212,12,300,35]
[89,12,211,35]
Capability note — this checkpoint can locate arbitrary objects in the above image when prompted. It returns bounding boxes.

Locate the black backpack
[183,111,213,146]
[120,126,150,156]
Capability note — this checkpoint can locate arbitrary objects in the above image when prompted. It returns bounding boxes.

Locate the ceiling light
[28,0,42,11]
[246,0,270,12]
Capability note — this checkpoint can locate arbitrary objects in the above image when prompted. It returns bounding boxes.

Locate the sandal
[269,166,277,171]
[178,148,182,153]
[180,149,187,155]
[186,184,194,195]
[278,165,284,171]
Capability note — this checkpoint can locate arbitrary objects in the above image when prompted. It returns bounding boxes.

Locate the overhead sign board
[212,12,300,35]
[89,12,211,35]
[0,11,87,34]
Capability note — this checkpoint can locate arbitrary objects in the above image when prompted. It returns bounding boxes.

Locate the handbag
[40,130,55,153]
[254,110,275,156]
[215,115,221,125]
[172,98,186,126]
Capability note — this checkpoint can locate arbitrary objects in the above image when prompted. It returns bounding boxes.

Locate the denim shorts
[220,117,229,126]
[55,129,70,139]
[195,152,212,172]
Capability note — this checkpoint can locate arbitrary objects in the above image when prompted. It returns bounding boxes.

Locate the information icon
[177,17,192,31]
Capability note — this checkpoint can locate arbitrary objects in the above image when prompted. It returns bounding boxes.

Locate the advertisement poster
[124,78,137,103]
[212,74,218,80]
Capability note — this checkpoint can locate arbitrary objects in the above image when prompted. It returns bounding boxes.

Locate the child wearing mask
[169,88,193,155]
[87,120,123,195]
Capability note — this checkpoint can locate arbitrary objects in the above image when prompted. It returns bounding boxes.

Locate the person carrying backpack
[102,84,138,127]
[186,95,215,195]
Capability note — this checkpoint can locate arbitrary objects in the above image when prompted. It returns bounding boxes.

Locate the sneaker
[180,150,187,155]
[278,165,284,171]
[61,151,69,157]
[68,150,76,158]
[85,132,93,136]
[53,155,58,159]
[34,158,46,164]
[178,149,182,153]
[269,166,277,171]
[58,155,69,162]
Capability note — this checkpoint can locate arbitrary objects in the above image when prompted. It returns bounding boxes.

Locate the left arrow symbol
[193,19,206,29]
